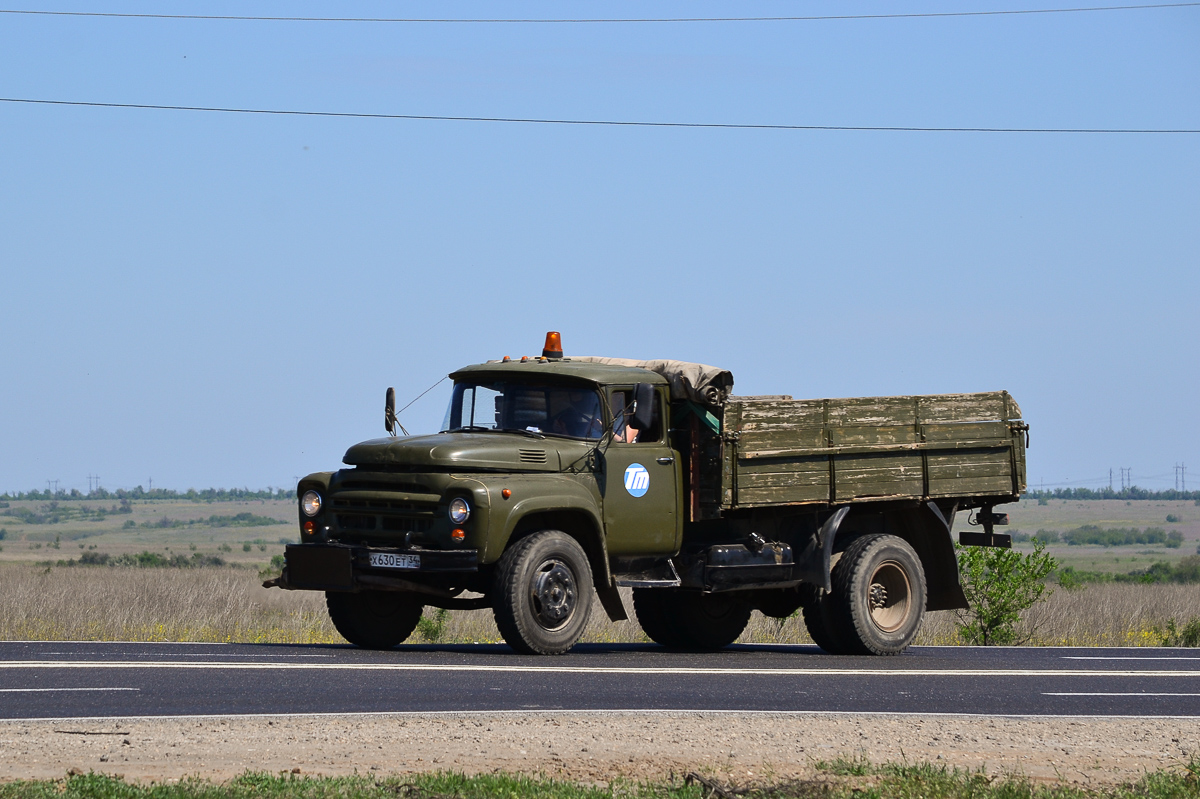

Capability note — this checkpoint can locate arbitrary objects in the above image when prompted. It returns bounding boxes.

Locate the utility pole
[1120,467,1131,491]
[148,477,153,493]
[1109,468,1113,491]
[1178,463,1187,492]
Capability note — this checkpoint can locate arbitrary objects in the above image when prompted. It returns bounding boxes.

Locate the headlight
[301,490,322,517]
[448,497,471,524]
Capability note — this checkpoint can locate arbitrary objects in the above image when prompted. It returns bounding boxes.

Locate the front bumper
[278,543,479,592]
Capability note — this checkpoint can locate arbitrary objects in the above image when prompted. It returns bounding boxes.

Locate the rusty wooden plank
[928,476,1016,496]
[825,396,918,427]
[737,483,830,505]
[737,427,826,452]
[917,392,1011,423]
[830,424,919,447]
[922,421,1009,441]
[832,454,924,501]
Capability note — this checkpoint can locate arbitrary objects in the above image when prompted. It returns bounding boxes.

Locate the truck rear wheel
[492,530,594,655]
[827,534,926,655]
[325,590,423,650]
[633,589,751,651]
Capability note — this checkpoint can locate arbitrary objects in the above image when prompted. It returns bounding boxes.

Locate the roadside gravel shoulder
[1,713,1197,786]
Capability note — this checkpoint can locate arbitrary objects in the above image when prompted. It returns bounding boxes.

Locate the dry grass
[1,562,1197,647]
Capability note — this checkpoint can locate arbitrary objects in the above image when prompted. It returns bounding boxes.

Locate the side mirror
[630,383,655,431]
[385,387,397,435]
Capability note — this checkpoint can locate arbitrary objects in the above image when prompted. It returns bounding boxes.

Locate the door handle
[657,457,674,465]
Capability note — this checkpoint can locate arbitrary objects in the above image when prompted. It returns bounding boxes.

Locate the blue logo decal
[624,463,650,497]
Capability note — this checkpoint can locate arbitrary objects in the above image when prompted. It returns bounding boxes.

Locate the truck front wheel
[827,534,926,655]
[492,530,594,655]
[633,589,751,651]
[325,590,423,650]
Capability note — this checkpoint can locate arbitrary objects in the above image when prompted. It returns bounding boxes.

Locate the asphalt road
[2,641,1198,721]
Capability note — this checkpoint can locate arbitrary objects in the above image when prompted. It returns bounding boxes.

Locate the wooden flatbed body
[721,391,1027,510]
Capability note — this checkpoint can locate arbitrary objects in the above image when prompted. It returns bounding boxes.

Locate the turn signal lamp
[451,528,465,541]
[542,331,563,359]
[302,521,315,534]
[501,488,512,499]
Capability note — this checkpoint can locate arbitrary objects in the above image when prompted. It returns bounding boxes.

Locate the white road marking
[1063,656,1200,661]
[0,688,139,693]
[1,660,1198,677]
[42,653,333,658]
[1044,692,1200,697]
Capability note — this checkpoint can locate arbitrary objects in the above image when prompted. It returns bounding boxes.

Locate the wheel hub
[531,559,577,629]
[866,560,912,633]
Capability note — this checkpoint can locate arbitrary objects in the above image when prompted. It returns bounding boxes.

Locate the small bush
[1037,496,1048,505]
[1161,617,1200,647]
[122,519,136,529]
[218,543,232,552]
[417,607,450,642]
[1167,514,1181,523]
[0,527,6,540]
[955,540,1057,645]
[242,543,252,552]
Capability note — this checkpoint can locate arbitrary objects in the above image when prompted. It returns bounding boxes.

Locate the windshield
[442,380,604,439]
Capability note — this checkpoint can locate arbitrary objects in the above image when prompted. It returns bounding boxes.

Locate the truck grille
[331,496,437,540]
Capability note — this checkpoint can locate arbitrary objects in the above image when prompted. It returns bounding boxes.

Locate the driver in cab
[550,389,603,438]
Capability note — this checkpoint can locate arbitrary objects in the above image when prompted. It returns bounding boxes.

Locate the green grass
[2,764,1200,799]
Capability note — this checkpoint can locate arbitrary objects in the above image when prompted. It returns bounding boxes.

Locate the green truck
[267,333,1028,656]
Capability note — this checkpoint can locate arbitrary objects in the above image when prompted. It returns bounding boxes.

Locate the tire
[801,596,849,654]
[826,534,926,655]
[632,588,690,648]
[325,590,423,650]
[632,588,751,651]
[492,530,594,655]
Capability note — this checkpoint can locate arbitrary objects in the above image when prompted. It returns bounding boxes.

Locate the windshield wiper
[500,427,547,440]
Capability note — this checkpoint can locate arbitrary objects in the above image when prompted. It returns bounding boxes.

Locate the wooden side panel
[829,425,919,448]
[738,426,825,453]
[923,421,1009,442]
[927,448,1014,496]
[833,453,924,501]
[825,396,917,427]
[737,399,825,428]
[722,391,1023,508]
[735,456,829,505]
[918,393,1012,423]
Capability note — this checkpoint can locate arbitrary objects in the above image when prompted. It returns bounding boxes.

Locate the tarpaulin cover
[568,357,734,407]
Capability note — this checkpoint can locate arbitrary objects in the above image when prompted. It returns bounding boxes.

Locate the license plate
[368,552,420,570]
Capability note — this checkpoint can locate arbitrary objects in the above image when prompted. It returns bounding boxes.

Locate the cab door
[600,386,681,556]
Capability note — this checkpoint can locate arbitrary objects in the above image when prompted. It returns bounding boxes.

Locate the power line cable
[3,98,1197,134]
[0,3,1196,23]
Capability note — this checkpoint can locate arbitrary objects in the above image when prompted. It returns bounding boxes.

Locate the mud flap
[596,579,628,621]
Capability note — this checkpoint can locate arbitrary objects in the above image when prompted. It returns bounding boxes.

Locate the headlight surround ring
[301,490,322,517]
[448,497,471,525]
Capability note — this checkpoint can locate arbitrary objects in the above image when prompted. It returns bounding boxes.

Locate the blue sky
[1,1,1197,495]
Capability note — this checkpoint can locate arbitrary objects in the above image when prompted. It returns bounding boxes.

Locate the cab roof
[450,359,669,387]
